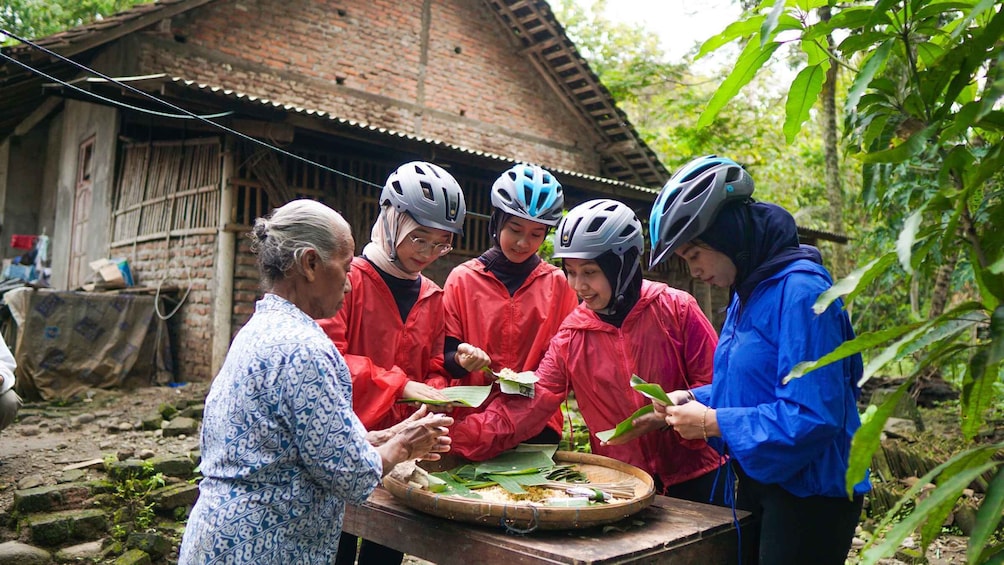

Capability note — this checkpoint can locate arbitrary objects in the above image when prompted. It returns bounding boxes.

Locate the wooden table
[343,487,751,564]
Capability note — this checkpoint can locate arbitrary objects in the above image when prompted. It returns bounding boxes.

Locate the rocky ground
[0,382,980,564]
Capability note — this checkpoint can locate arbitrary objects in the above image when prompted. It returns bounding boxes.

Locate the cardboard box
[88,258,132,289]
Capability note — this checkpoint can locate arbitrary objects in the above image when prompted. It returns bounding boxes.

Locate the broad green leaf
[486,471,548,494]
[629,374,672,404]
[861,463,999,564]
[784,321,921,383]
[827,5,883,31]
[961,350,996,440]
[402,385,492,407]
[795,0,829,12]
[760,0,787,47]
[801,35,828,66]
[845,40,893,114]
[813,253,897,313]
[595,404,655,443]
[858,125,936,164]
[474,450,554,475]
[784,62,828,143]
[867,444,1003,548]
[898,311,986,360]
[845,380,911,496]
[952,0,998,40]
[991,306,1004,367]
[971,466,1004,562]
[862,303,984,383]
[697,37,782,129]
[895,208,924,275]
[838,30,894,55]
[697,15,765,60]
[942,101,982,140]
[861,326,928,383]
[992,255,1004,276]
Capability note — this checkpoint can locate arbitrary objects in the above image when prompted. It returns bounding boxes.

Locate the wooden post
[211,136,236,378]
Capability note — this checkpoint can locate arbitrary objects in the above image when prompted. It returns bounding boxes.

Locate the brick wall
[110,235,217,382]
[136,0,601,173]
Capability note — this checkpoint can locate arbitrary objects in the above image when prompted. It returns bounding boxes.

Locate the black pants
[334,533,403,565]
[733,464,864,565]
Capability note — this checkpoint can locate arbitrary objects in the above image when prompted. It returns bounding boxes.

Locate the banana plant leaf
[595,404,655,443]
[474,449,555,475]
[629,375,672,404]
[396,385,492,407]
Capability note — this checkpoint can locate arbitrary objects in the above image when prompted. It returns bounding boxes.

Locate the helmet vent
[523,187,534,206]
[419,181,433,200]
[586,217,605,233]
[619,226,636,238]
[494,188,513,204]
[391,180,405,196]
[682,162,717,182]
[683,176,714,203]
[725,166,743,182]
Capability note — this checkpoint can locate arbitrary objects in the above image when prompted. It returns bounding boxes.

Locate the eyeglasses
[409,236,453,256]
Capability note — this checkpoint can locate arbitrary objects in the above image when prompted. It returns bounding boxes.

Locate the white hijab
[362,206,424,281]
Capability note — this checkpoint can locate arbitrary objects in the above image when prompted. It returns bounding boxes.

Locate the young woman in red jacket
[450,199,726,502]
[320,161,476,565]
[442,164,578,443]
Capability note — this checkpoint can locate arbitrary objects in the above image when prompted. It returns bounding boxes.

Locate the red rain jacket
[317,257,448,430]
[451,280,723,489]
[443,259,578,436]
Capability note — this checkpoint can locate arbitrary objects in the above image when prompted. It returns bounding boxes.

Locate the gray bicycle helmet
[648,155,754,268]
[554,200,643,311]
[491,164,564,226]
[554,199,643,259]
[381,161,467,235]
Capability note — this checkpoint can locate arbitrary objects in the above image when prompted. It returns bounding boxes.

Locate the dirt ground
[0,383,977,564]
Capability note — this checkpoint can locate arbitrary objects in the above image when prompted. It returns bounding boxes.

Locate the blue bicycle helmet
[648,155,753,268]
[491,164,564,226]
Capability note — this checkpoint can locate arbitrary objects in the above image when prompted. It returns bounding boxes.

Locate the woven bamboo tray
[382,451,655,531]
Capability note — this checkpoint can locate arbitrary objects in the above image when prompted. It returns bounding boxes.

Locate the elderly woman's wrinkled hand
[392,412,454,462]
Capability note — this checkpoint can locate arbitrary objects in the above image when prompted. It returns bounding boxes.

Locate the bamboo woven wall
[112,138,221,245]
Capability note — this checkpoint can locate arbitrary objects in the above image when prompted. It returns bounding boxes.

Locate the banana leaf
[629,375,672,404]
[474,449,555,475]
[396,385,492,407]
[595,404,655,443]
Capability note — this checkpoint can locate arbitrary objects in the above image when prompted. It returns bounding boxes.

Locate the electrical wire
[0,27,384,190]
[0,51,233,120]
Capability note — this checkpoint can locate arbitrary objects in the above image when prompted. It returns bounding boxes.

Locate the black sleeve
[443,335,469,379]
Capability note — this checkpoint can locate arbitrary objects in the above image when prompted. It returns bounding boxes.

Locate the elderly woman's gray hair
[250,199,352,287]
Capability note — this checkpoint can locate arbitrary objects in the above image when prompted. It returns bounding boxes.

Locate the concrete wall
[136,0,601,173]
[0,129,45,261]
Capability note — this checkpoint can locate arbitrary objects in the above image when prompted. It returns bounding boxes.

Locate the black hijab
[592,248,643,328]
[698,201,822,304]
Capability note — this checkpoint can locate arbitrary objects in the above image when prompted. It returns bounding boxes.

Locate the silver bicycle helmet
[491,164,564,226]
[554,199,643,259]
[381,161,467,235]
[648,155,754,268]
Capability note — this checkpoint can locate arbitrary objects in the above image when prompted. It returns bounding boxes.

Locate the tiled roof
[1,0,668,188]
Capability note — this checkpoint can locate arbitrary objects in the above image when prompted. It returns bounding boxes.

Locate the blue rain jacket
[693,259,870,498]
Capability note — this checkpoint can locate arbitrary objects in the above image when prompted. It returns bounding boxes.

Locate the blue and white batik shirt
[179,294,382,565]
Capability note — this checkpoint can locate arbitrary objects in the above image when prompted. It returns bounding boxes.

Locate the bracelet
[701,406,710,442]
[687,390,696,402]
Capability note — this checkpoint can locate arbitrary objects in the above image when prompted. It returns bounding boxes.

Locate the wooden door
[68,138,94,288]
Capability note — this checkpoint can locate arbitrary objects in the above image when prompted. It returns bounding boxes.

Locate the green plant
[697,1,1004,562]
[107,461,167,539]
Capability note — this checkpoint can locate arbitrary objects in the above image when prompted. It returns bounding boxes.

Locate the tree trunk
[819,7,847,277]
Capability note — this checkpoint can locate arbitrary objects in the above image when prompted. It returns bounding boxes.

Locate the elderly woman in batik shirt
[178,200,453,565]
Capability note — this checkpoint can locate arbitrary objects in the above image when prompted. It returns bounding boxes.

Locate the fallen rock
[0,541,51,564]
